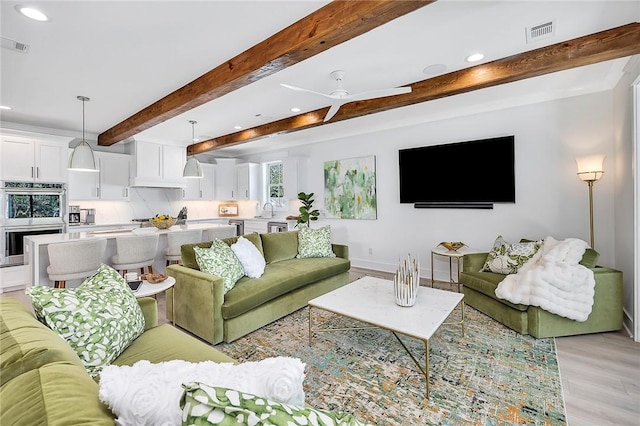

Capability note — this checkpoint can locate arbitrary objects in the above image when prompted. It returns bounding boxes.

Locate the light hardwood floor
[4,267,639,425]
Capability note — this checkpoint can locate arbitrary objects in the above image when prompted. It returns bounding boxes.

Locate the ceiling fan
[281,70,412,122]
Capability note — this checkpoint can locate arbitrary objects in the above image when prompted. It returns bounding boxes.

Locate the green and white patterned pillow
[194,239,244,293]
[26,263,145,378]
[180,383,372,426]
[297,225,336,259]
[482,235,543,274]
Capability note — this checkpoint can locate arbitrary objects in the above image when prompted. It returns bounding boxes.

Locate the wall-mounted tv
[399,135,515,208]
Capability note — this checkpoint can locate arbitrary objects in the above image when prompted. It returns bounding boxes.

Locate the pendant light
[68,96,98,172]
[183,120,203,178]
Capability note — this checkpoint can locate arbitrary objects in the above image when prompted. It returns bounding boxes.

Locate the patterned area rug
[216,303,566,425]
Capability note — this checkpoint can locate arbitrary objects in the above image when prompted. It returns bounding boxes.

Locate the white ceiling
[1,0,639,158]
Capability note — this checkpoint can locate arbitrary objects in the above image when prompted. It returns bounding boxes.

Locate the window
[266,161,285,207]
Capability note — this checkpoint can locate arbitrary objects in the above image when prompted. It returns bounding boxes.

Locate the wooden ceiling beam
[190,22,640,154]
[97,0,435,147]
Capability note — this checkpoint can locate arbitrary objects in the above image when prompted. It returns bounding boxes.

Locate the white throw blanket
[98,357,306,426]
[495,236,595,322]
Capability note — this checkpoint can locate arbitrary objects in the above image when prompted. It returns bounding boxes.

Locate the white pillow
[98,357,306,426]
[231,236,266,278]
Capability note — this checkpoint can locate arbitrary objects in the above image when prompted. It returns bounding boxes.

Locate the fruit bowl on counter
[149,215,176,229]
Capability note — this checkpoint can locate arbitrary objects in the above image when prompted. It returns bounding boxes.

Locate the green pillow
[26,264,145,378]
[194,239,244,293]
[482,235,542,274]
[180,383,371,426]
[297,225,336,259]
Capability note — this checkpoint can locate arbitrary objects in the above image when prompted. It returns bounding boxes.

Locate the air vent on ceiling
[1,36,29,53]
[526,20,555,44]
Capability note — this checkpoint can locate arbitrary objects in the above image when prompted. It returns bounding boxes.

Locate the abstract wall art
[324,155,377,219]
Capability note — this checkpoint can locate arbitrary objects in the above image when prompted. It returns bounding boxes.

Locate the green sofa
[460,252,623,338]
[0,296,235,424]
[166,231,350,345]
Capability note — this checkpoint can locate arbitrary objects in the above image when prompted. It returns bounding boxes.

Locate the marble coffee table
[308,276,464,398]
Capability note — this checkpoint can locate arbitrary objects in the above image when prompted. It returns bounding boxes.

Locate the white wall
[612,56,640,338]
[245,90,618,282]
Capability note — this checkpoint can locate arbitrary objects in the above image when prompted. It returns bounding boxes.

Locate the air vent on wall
[1,36,29,53]
[526,20,555,44]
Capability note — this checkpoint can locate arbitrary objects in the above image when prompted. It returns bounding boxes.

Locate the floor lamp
[576,155,605,249]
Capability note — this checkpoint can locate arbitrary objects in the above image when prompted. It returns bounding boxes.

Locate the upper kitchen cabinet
[282,157,307,199]
[68,151,131,201]
[98,152,130,200]
[180,163,216,200]
[215,158,237,200]
[130,140,186,188]
[236,163,259,200]
[0,135,68,183]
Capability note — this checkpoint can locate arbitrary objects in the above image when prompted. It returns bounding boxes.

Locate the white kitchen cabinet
[0,136,68,183]
[236,162,259,200]
[98,152,131,200]
[215,158,237,200]
[68,151,131,201]
[180,163,216,200]
[130,140,186,188]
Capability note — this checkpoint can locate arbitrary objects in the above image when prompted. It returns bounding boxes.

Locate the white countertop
[26,223,236,245]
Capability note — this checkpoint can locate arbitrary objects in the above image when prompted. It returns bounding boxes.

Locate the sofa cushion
[26,264,145,378]
[261,230,300,264]
[182,233,263,271]
[180,384,370,426]
[194,240,244,293]
[230,236,266,278]
[113,324,236,366]
[482,235,542,274]
[0,297,85,387]
[0,363,114,425]
[297,225,336,259]
[222,257,351,319]
[460,271,529,311]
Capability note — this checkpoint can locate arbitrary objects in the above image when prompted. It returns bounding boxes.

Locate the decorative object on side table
[142,273,168,284]
[149,215,176,229]
[296,192,320,228]
[438,241,466,251]
[394,254,420,307]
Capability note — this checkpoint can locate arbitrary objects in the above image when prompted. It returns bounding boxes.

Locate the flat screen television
[399,135,515,208]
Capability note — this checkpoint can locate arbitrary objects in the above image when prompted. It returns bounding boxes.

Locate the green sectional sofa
[460,252,623,338]
[166,230,350,345]
[0,296,235,424]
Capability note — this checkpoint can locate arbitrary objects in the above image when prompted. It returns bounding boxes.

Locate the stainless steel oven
[1,182,66,267]
[1,224,64,267]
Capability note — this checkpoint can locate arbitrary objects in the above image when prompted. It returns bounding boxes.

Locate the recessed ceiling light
[423,64,447,75]
[290,107,301,113]
[466,53,484,63]
[234,125,242,130]
[15,6,49,22]
[0,105,12,110]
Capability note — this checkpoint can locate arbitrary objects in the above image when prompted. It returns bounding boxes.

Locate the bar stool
[111,233,159,276]
[164,229,202,266]
[47,239,107,288]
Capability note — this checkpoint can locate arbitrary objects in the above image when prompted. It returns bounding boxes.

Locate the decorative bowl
[142,273,168,284]
[149,217,176,229]
[439,241,466,251]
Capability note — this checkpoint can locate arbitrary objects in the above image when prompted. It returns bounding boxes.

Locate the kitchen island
[24,223,236,288]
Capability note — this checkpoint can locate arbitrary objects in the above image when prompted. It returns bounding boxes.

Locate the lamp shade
[576,155,605,182]
[68,140,98,172]
[183,157,203,178]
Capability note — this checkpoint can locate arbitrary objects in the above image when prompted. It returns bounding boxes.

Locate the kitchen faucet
[263,202,274,218]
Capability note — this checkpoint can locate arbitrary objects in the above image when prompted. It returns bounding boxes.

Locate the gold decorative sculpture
[438,241,466,251]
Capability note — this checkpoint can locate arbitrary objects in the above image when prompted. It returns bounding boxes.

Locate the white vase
[394,254,420,307]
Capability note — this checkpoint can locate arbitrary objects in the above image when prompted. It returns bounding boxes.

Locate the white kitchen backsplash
[69,187,260,224]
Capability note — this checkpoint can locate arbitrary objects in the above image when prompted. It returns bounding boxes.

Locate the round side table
[430,246,475,292]
[134,276,176,324]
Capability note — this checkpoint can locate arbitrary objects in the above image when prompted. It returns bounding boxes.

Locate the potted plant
[296,192,320,228]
